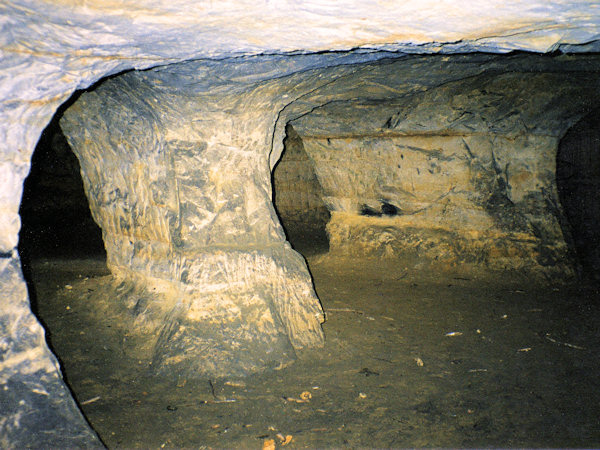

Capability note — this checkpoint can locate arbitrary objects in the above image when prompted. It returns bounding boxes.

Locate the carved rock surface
[59,61,336,379]
[287,53,600,275]
[1,1,599,447]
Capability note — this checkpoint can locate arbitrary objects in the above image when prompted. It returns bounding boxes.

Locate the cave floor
[26,250,600,448]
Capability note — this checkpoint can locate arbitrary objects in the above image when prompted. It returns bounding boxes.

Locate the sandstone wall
[289,56,600,276]
[303,134,564,272]
[59,62,334,379]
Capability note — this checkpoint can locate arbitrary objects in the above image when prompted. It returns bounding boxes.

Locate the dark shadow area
[272,124,330,256]
[18,112,107,314]
[557,108,600,283]
[18,117,106,260]
[17,70,131,270]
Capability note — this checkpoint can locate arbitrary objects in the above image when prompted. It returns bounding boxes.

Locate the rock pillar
[60,70,325,379]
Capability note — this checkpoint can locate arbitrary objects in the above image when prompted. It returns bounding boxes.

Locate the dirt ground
[24,244,600,449]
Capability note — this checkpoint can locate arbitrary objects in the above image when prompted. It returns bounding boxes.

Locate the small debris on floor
[276,433,293,445]
[359,367,379,376]
[283,391,311,403]
[445,331,462,336]
[80,396,101,405]
[262,438,276,450]
[300,391,312,401]
[545,333,586,350]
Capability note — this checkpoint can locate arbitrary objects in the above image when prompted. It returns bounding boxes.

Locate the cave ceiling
[1,1,599,253]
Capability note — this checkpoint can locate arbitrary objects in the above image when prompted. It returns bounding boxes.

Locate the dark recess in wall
[272,124,330,255]
[18,116,106,262]
[557,108,600,282]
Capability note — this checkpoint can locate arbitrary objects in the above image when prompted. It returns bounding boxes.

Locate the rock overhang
[1,4,599,251]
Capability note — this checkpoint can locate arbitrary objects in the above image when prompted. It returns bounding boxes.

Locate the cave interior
[16,50,600,448]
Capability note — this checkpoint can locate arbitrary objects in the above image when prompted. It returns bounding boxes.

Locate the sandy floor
[25,248,600,448]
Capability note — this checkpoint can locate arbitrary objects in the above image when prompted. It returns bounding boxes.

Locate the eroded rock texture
[55,52,600,383]
[50,52,599,390]
[278,53,600,277]
[0,254,102,448]
[59,60,336,379]
[1,1,599,446]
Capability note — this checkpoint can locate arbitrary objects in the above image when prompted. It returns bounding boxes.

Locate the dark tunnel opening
[18,114,108,311]
[16,109,110,439]
[272,123,330,257]
[557,108,600,282]
[19,117,106,260]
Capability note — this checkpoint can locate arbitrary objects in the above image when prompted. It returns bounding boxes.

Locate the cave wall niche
[557,108,600,280]
[272,124,330,255]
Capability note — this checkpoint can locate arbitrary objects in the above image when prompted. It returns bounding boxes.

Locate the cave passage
[11,52,600,448]
[18,116,106,262]
[18,114,108,322]
[557,108,600,281]
[272,124,330,256]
